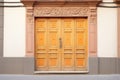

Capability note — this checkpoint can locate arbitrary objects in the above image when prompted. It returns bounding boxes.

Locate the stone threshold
[34,71,89,74]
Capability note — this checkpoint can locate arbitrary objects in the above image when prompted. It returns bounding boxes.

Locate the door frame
[23,2,98,73]
[34,17,89,73]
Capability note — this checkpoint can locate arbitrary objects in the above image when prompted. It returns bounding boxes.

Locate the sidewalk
[0,74,120,80]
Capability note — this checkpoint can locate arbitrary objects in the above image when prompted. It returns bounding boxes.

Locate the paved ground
[0,74,120,80]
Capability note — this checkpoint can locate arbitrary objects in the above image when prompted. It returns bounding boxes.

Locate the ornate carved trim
[89,7,97,57]
[118,8,120,57]
[26,7,34,57]
[25,6,98,57]
[34,7,89,17]
[90,7,97,24]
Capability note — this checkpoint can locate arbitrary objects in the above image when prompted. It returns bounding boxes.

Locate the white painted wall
[103,0,114,2]
[4,7,26,57]
[97,8,117,57]
[4,0,20,2]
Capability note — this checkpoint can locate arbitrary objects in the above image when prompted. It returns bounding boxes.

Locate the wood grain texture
[35,18,88,71]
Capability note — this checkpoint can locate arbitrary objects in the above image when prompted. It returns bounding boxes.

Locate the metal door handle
[59,38,62,48]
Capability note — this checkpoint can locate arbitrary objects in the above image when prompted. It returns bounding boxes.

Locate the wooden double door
[35,18,88,71]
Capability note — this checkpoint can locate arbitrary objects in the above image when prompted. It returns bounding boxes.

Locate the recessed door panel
[47,19,61,71]
[62,19,74,71]
[75,18,88,71]
[35,19,47,71]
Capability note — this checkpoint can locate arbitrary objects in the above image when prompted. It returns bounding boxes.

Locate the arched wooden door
[35,18,88,72]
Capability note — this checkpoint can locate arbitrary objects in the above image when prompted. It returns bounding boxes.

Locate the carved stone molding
[34,7,89,17]
[89,7,97,57]
[24,5,98,57]
[26,7,34,57]
[90,7,97,24]
[118,8,120,57]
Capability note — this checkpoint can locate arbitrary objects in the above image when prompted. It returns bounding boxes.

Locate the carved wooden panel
[62,19,74,71]
[47,19,61,71]
[75,18,88,70]
[35,18,48,71]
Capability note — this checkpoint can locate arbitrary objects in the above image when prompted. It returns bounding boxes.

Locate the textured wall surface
[0,57,120,74]
[118,7,120,57]
[0,0,3,57]
[0,0,3,74]
[0,57,34,74]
